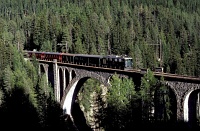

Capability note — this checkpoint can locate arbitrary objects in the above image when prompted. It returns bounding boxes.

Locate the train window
[103,58,106,64]
[154,67,163,72]
[125,58,133,67]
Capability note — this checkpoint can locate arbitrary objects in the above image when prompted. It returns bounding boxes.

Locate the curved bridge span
[31,58,200,123]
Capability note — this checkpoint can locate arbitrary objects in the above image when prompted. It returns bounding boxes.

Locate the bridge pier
[53,59,60,102]
[177,94,185,121]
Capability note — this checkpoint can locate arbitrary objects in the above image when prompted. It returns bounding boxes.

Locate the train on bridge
[24,50,165,74]
[24,51,134,70]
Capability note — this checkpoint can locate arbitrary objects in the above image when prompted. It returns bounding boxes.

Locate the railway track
[28,58,200,83]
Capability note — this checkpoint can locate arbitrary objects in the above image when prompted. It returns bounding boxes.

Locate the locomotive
[24,51,133,70]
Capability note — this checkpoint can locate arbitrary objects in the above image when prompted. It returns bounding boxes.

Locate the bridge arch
[71,70,76,79]
[184,89,200,124]
[58,67,64,101]
[40,64,45,73]
[65,68,70,89]
[39,63,49,85]
[165,81,200,123]
[39,64,45,76]
[61,70,111,115]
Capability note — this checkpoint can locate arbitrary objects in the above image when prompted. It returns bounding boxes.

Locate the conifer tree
[139,69,157,122]
[15,30,26,51]
[73,36,86,54]
[61,26,72,53]
[102,74,137,130]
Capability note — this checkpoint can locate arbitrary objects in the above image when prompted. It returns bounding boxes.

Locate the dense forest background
[0,0,200,130]
[0,0,200,76]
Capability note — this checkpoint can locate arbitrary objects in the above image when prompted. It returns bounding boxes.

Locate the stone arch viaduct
[37,59,200,123]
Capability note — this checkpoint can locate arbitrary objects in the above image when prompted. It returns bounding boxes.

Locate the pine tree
[73,36,86,54]
[2,65,15,93]
[61,26,72,53]
[15,30,25,51]
[139,69,157,122]
[154,77,172,122]
[134,44,143,69]
[103,74,137,130]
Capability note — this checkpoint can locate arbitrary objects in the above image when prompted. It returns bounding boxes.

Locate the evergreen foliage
[0,0,199,76]
[0,44,76,130]
[100,74,138,130]
[0,0,200,130]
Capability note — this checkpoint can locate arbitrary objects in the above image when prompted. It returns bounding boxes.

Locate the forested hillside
[0,44,76,130]
[0,0,199,76]
[0,0,200,130]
